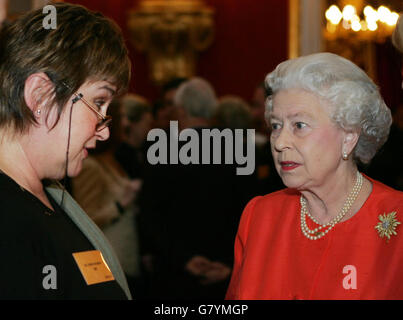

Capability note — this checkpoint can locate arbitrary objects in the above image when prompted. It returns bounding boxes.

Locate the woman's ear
[24,73,53,114]
[343,130,360,156]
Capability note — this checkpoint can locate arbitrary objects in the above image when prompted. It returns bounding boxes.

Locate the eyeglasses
[71,92,112,132]
[61,81,112,132]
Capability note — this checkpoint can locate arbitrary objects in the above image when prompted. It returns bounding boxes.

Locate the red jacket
[226,178,403,299]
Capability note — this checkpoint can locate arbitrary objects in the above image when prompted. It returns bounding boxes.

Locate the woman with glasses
[0,3,132,299]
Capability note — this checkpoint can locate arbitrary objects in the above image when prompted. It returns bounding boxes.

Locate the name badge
[72,250,115,285]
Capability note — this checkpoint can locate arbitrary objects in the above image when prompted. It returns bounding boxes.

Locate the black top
[0,173,127,300]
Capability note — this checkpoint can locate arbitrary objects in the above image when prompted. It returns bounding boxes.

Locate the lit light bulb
[342,5,356,21]
[325,5,342,25]
[386,12,399,26]
[367,21,378,31]
[351,20,361,32]
[363,5,378,21]
[378,6,391,23]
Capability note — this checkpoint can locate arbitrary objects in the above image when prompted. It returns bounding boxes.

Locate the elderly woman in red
[226,52,403,300]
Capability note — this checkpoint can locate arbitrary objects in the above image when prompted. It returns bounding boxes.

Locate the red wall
[67,0,289,103]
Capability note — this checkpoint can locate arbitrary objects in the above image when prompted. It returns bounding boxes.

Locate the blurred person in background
[115,94,153,180]
[365,105,403,190]
[251,82,269,146]
[152,77,187,131]
[213,95,283,195]
[214,95,252,130]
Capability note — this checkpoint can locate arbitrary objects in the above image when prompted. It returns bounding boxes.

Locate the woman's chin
[280,175,304,190]
[66,161,84,178]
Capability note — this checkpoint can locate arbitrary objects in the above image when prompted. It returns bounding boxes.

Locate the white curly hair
[265,52,392,164]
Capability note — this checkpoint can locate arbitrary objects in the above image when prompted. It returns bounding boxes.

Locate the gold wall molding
[288,0,300,59]
[128,0,215,85]
[288,0,325,58]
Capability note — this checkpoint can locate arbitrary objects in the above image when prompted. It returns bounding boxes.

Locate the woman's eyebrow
[268,113,280,122]
[288,111,314,119]
[98,85,116,96]
[270,111,313,121]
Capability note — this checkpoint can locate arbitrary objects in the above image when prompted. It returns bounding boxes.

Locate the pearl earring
[36,109,41,115]
[342,151,348,160]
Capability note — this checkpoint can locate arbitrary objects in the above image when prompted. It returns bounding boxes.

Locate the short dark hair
[0,2,131,133]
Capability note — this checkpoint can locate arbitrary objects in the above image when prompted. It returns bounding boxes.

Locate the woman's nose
[96,127,110,141]
[273,128,291,152]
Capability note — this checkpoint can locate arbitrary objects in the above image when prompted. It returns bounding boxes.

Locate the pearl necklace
[300,171,363,240]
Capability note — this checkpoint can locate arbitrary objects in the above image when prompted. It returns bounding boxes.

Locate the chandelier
[324,1,400,42]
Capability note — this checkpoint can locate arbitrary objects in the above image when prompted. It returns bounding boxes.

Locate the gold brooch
[375,212,401,242]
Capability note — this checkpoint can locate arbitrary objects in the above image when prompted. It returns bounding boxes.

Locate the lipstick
[280,161,300,171]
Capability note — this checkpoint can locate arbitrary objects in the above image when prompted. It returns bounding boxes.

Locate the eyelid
[94,99,108,110]
[294,121,307,129]
[95,99,105,106]
[270,122,282,130]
